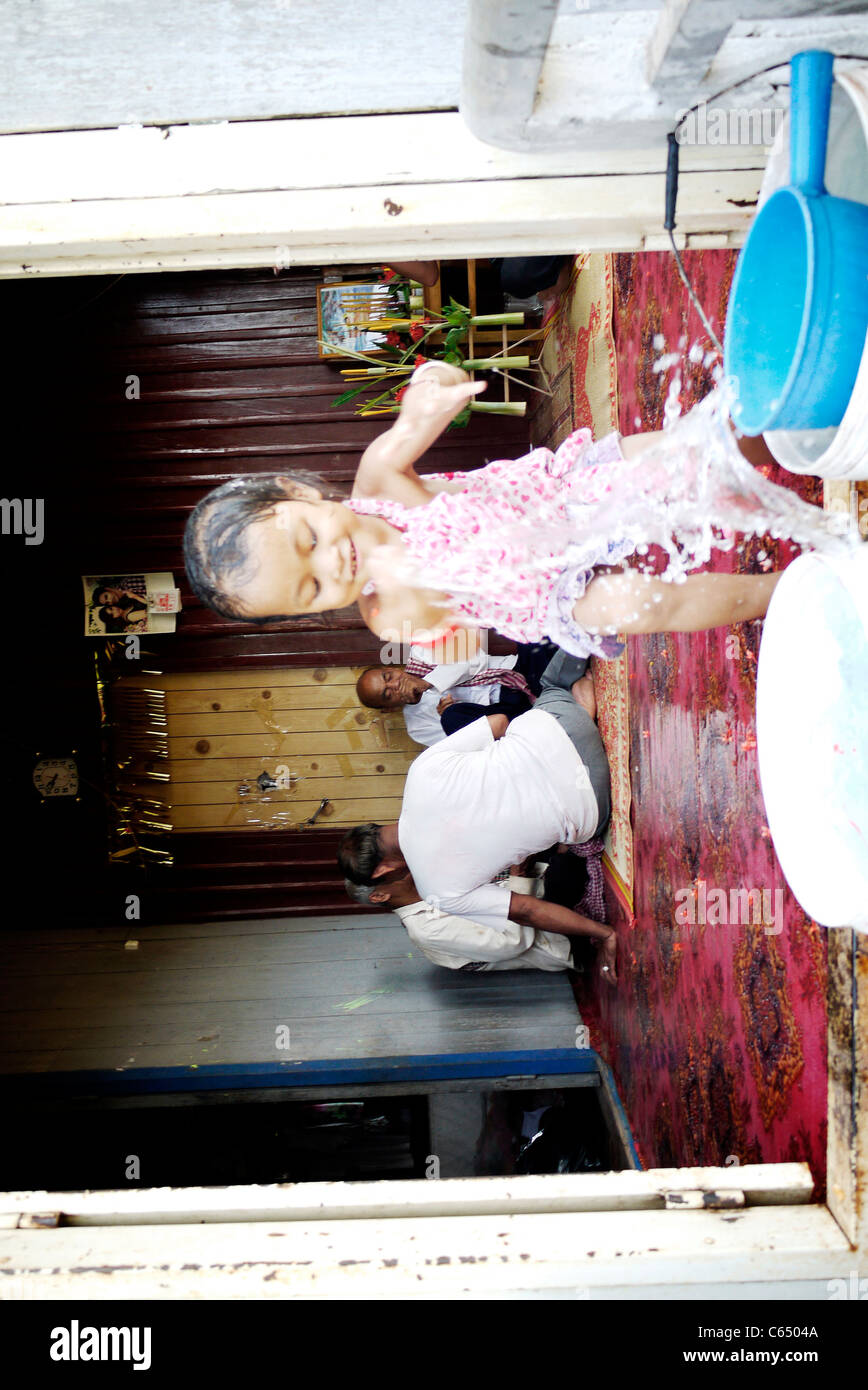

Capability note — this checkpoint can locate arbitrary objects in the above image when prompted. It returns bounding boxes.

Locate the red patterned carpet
[578,251,829,1189]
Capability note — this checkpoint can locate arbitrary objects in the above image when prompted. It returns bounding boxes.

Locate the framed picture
[83,571,179,636]
[316,279,403,359]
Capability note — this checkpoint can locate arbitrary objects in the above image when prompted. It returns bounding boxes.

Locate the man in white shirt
[339,650,618,982]
[355,642,554,748]
[344,866,572,972]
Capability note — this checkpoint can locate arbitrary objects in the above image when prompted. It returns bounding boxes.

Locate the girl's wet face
[233,498,366,618]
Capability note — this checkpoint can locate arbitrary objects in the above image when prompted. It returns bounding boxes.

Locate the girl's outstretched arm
[571,566,780,638]
[355,363,486,506]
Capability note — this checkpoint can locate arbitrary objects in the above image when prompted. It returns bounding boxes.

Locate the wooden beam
[0,111,768,206]
[826,926,868,1248]
[0,168,761,279]
[646,1,865,89]
[460,0,558,151]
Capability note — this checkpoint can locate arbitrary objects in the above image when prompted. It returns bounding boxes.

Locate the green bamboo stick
[464,355,530,370]
[469,401,527,415]
[468,313,525,326]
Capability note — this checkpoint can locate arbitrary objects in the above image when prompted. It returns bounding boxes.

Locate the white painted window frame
[0,1159,858,1298]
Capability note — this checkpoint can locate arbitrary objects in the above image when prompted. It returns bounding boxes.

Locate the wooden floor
[0,916,580,1076]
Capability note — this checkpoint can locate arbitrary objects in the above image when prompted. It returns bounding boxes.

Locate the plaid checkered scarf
[567,837,608,923]
[404,656,535,702]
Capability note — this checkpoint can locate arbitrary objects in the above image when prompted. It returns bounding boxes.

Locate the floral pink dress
[344,428,634,659]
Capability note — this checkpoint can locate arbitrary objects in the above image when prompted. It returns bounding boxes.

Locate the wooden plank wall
[116,665,419,832]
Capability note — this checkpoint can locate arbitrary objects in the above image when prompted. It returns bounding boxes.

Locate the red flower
[414,354,427,368]
[409,321,427,341]
[385,331,402,347]
[395,386,408,403]
[381,267,396,281]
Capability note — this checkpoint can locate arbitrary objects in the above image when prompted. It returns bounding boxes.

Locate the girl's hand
[355,368,485,499]
[405,371,487,423]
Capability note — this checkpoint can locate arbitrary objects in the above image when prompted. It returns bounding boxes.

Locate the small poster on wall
[82,572,180,636]
[316,279,397,358]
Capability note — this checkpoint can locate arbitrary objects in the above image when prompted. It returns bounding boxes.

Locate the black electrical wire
[668,229,724,353]
[670,54,868,142]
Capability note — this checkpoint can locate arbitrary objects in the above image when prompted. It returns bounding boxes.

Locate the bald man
[356,642,555,747]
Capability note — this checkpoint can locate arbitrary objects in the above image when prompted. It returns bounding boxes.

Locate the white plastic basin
[756,544,868,930]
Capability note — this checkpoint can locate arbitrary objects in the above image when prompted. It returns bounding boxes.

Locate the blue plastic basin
[724,50,868,435]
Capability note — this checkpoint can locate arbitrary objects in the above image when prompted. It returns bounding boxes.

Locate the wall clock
[33,754,80,801]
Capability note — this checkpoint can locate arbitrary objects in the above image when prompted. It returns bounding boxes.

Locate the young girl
[183,362,849,660]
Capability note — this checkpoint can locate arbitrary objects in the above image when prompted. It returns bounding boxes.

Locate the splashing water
[382,378,859,633]
[570,381,857,585]
[541,380,853,584]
